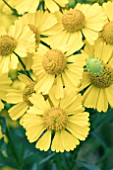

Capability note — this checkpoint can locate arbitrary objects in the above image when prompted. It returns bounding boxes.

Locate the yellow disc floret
[43,107,68,131]
[62,9,85,32]
[28,24,40,46]
[42,49,67,75]
[23,83,35,106]
[91,64,113,88]
[101,22,113,44]
[0,35,17,56]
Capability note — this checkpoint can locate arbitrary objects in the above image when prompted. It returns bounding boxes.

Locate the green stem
[40,1,45,11]
[55,153,62,170]
[68,145,81,170]
[2,0,21,16]
[13,52,26,70]
[13,51,32,79]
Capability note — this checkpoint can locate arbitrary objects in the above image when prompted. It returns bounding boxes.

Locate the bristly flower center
[23,83,35,106]
[42,49,67,75]
[62,9,85,32]
[90,64,113,88]
[0,35,17,56]
[101,22,113,44]
[43,107,68,131]
[28,24,40,47]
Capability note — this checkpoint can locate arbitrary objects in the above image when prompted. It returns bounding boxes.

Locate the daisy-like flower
[97,1,113,55]
[20,88,90,152]
[6,74,35,120]
[80,40,113,112]
[9,0,69,14]
[32,44,86,99]
[46,3,106,55]
[0,73,12,111]
[18,10,58,49]
[0,20,35,73]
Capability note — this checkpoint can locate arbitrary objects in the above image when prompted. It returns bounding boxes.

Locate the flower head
[80,40,113,112]
[32,45,86,99]
[18,11,58,49]
[46,3,106,55]
[96,2,113,57]
[20,88,90,152]
[0,20,35,73]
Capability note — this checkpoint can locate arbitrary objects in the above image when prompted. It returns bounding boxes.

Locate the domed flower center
[101,22,113,44]
[90,65,113,88]
[28,24,40,46]
[85,58,103,75]
[0,35,17,56]
[42,49,67,75]
[62,9,85,32]
[23,83,35,106]
[43,107,68,131]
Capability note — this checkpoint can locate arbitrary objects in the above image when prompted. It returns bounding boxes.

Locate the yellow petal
[96,88,108,112]
[83,85,100,110]
[9,102,28,120]
[51,131,64,152]
[55,75,64,99]
[61,130,80,151]
[36,130,51,151]
[66,121,90,140]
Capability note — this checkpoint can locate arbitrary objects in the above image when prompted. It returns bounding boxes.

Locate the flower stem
[13,51,33,79]
[2,0,21,16]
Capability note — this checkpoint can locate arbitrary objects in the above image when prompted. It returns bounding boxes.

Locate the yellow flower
[80,40,113,112]
[18,10,58,49]
[32,44,86,99]
[6,74,35,120]
[0,73,12,111]
[0,20,35,73]
[20,88,90,152]
[97,1,113,55]
[46,3,106,55]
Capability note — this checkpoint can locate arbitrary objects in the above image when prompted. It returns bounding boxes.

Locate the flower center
[0,35,17,56]
[43,107,68,131]
[101,22,113,44]
[23,83,35,106]
[62,9,85,32]
[28,24,40,46]
[85,58,103,75]
[42,49,67,75]
[90,64,113,88]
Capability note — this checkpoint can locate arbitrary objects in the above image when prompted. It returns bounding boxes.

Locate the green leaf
[76,160,101,170]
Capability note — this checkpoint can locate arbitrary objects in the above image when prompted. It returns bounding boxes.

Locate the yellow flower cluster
[0,0,113,152]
